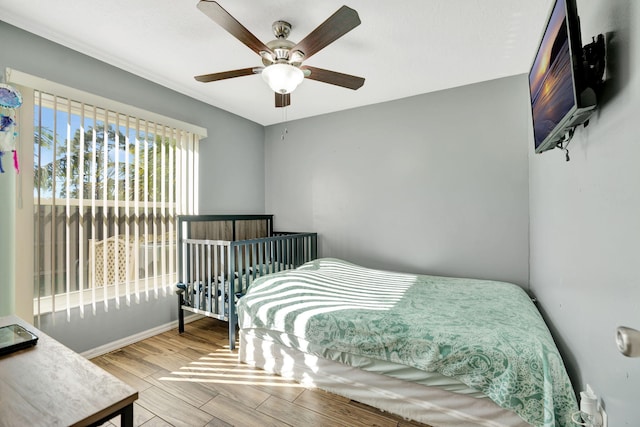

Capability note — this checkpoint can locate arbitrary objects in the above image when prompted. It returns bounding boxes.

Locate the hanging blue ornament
[0,84,23,109]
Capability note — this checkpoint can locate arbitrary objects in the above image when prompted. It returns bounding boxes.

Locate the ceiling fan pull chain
[281,106,288,140]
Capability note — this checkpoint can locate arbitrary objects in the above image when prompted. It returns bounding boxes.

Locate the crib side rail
[231,232,318,287]
[176,232,318,349]
[178,238,234,319]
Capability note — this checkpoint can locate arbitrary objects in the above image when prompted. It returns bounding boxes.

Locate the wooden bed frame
[175,214,317,349]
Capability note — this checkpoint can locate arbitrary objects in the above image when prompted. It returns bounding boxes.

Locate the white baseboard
[81,313,203,359]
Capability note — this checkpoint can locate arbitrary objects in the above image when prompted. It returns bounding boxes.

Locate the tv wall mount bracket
[556,33,606,162]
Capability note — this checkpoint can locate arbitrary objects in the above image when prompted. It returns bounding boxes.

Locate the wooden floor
[91,318,432,427]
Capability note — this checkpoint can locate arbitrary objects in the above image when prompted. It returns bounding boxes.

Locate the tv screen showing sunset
[529,0,575,149]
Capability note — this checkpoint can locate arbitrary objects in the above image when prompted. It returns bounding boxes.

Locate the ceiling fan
[194,1,365,108]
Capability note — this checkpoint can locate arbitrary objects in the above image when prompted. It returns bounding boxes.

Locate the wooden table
[0,315,138,427]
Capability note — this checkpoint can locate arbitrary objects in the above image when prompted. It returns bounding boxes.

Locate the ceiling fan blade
[302,66,365,90]
[197,1,272,56]
[275,93,291,108]
[195,67,258,82]
[290,6,361,60]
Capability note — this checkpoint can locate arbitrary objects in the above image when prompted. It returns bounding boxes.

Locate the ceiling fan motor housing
[262,21,304,65]
[272,20,292,39]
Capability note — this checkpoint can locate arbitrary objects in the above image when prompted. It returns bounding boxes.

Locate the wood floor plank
[143,350,200,373]
[200,394,289,427]
[102,348,163,378]
[184,320,227,342]
[179,322,238,350]
[183,350,243,380]
[294,389,398,427]
[349,400,432,426]
[169,321,229,347]
[224,365,306,403]
[164,364,271,408]
[137,416,174,427]
[145,369,221,408]
[218,384,272,410]
[204,417,233,427]
[136,385,214,427]
[133,403,157,426]
[172,334,226,354]
[157,347,281,409]
[153,332,211,353]
[257,395,346,426]
[399,420,434,427]
[176,345,217,362]
[132,337,180,356]
[91,358,154,392]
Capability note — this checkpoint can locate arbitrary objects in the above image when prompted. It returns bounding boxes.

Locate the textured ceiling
[1,0,553,125]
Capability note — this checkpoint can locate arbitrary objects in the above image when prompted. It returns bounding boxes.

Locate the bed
[237,258,579,427]
[175,214,317,350]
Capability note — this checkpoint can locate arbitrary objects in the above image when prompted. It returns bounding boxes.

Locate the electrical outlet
[584,384,607,427]
[599,406,607,427]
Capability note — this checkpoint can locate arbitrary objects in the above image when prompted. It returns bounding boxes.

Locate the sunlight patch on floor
[157,346,304,388]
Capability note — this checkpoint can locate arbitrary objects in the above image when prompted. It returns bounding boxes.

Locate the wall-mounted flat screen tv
[529,0,597,153]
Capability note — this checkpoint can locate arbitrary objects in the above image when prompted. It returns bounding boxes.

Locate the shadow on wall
[596,0,632,109]
[535,302,581,396]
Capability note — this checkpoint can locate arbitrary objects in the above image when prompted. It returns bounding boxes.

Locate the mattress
[245,327,485,397]
[240,329,530,427]
[237,258,579,426]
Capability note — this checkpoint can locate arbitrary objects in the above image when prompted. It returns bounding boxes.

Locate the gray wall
[265,75,531,286]
[529,0,639,424]
[0,21,265,351]
[2,0,639,421]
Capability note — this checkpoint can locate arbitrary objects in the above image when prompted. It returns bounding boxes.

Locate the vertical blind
[32,89,200,321]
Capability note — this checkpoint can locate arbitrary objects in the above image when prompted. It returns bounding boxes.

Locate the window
[10,70,205,321]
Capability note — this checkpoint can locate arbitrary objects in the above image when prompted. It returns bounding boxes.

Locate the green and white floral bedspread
[237,258,578,426]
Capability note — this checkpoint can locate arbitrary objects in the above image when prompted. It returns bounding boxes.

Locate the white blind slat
[90,105,98,315]
[78,102,86,317]
[51,95,58,318]
[35,90,43,324]
[114,112,121,309]
[65,97,72,321]
[133,119,141,303]
[124,115,131,306]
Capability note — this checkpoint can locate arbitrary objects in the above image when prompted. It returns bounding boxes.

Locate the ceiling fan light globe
[262,63,304,94]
